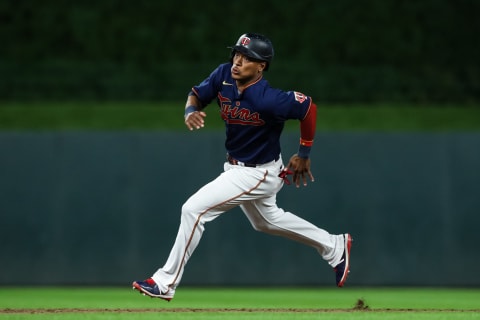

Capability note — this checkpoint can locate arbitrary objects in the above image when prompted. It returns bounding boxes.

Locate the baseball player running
[133,33,352,301]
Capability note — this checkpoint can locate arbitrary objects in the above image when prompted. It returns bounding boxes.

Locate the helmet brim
[229,45,267,62]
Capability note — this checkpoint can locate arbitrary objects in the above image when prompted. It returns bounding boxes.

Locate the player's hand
[286,154,314,188]
[185,111,207,131]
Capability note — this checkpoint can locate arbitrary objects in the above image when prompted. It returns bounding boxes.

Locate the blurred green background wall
[1,0,479,103]
[1,132,478,286]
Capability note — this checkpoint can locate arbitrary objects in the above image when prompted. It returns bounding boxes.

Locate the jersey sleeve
[272,90,312,121]
[191,63,228,107]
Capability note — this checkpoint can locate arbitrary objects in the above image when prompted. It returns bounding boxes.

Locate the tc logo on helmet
[240,37,251,46]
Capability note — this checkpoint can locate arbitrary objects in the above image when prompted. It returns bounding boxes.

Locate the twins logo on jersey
[218,93,265,126]
[294,91,307,103]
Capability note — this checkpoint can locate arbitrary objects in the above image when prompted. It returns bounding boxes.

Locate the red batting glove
[278,168,294,185]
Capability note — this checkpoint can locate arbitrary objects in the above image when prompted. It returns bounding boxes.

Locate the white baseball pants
[152,157,345,295]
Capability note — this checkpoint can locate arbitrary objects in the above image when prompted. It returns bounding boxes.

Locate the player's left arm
[286,101,317,187]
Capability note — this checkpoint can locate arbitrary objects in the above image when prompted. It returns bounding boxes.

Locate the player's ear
[258,62,266,72]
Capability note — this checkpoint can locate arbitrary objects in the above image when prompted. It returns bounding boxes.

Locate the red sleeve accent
[300,102,317,146]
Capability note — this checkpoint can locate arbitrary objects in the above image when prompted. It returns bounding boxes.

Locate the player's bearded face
[231,52,265,84]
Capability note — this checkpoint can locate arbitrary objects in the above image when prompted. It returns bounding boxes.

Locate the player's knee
[181,201,198,219]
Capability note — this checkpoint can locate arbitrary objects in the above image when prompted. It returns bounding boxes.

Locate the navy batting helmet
[229,33,274,70]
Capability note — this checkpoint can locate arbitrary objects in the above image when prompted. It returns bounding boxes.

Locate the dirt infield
[1,308,479,314]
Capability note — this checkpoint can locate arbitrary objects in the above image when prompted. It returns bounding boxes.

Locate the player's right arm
[184,63,229,131]
[184,93,207,131]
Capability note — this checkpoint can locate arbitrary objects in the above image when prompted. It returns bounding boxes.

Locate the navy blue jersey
[192,63,312,164]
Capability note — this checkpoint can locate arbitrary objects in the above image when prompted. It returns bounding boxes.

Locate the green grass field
[0,287,479,319]
[1,101,480,131]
